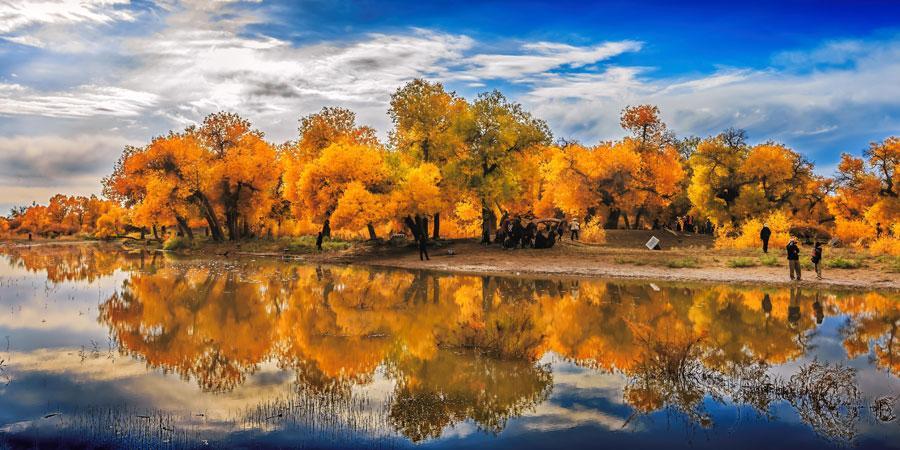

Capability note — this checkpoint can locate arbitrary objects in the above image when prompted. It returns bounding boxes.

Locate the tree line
[1,79,897,252]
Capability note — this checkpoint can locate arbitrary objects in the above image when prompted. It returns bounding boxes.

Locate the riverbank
[5,231,899,290]
[359,239,900,291]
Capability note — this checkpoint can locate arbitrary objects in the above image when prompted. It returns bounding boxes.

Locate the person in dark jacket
[812,242,823,280]
[419,237,430,261]
[760,224,772,253]
[315,232,323,252]
[786,238,801,281]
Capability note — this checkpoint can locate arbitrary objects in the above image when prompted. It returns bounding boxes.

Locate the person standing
[812,242,823,280]
[315,232,323,252]
[419,237,430,261]
[570,218,580,241]
[760,223,772,253]
[787,238,801,281]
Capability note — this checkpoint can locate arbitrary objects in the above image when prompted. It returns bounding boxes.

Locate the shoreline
[4,237,898,292]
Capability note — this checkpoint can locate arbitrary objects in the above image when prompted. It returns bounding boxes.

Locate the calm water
[0,243,898,449]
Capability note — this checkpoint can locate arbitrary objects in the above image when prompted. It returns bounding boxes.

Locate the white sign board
[645,236,660,250]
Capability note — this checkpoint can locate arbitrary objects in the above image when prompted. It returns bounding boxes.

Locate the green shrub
[667,257,700,269]
[824,257,863,269]
[614,257,647,266]
[162,236,192,251]
[886,257,900,273]
[284,236,352,253]
[759,255,779,267]
[727,257,758,268]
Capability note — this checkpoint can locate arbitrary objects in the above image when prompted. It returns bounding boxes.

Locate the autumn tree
[389,79,468,239]
[620,104,672,148]
[536,106,684,229]
[293,140,391,239]
[688,130,822,229]
[282,107,380,237]
[200,112,280,240]
[827,136,899,244]
[459,91,551,242]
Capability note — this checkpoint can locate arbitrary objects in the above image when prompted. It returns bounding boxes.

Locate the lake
[0,243,897,449]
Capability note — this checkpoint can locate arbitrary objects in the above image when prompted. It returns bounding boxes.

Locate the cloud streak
[0,0,137,47]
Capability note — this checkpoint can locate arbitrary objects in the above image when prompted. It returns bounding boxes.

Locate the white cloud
[0,0,137,47]
[521,39,900,153]
[0,83,158,118]
[460,40,642,80]
[0,133,130,216]
[0,133,128,189]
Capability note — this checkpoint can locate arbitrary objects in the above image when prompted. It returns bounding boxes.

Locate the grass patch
[727,257,758,268]
[666,257,700,269]
[284,235,352,253]
[162,236,195,251]
[759,255,780,267]
[824,257,864,269]
[614,257,648,266]
[882,256,900,273]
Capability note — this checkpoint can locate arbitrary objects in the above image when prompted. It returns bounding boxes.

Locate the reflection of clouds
[522,404,626,432]
[2,348,399,437]
[521,360,631,432]
[0,268,122,340]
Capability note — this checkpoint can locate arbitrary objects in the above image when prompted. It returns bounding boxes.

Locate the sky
[1,0,899,213]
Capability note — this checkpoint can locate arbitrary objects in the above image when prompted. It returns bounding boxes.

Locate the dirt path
[356,239,900,291]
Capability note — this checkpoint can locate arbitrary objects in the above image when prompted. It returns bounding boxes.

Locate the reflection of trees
[386,351,552,442]
[841,292,900,374]
[0,244,156,282]
[99,268,275,392]
[84,246,900,442]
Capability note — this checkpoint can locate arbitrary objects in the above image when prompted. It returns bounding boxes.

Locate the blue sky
[1,0,899,212]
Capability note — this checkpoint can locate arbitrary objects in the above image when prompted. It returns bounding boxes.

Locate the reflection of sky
[0,256,124,352]
[1,251,899,449]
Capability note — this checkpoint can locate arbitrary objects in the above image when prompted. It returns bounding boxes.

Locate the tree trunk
[605,209,621,229]
[322,218,331,238]
[622,213,631,230]
[432,212,441,240]
[140,228,146,240]
[193,191,224,242]
[226,210,239,241]
[175,215,194,240]
[152,224,159,240]
[480,201,495,244]
[366,223,377,240]
[633,208,644,230]
[242,219,250,239]
[404,215,421,242]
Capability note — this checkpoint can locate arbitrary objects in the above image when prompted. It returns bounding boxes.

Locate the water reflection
[1,244,898,448]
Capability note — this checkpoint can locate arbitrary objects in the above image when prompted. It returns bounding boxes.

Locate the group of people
[762,223,824,281]
[663,215,714,234]
[495,216,581,250]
